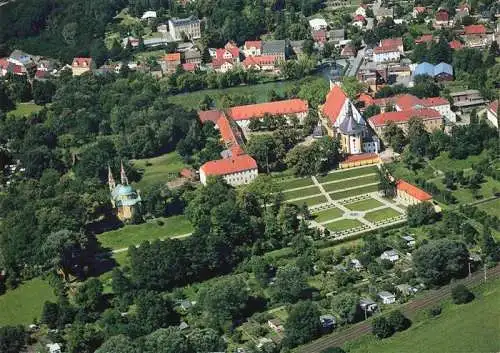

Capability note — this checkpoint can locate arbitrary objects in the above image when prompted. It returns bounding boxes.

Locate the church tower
[108,165,116,191]
[120,161,129,185]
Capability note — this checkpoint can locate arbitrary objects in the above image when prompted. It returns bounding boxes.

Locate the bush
[428,306,442,317]
[372,316,394,339]
[156,219,165,226]
[451,284,474,304]
[386,310,411,331]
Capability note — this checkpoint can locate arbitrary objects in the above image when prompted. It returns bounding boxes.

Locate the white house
[199,154,258,186]
[373,46,400,63]
[46,343,62,353]
[243,41,262,57]
[377,291,396,304]
[422,97,456,122]
[168,16,201,41]
[309,18,328,31]
[360,298,378,312]
[487,100,498,128]
[380,249,399,262]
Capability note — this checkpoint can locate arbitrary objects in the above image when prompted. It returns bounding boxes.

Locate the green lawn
[278,177,314,191]
[477,198,500,218]
[313,207,344,223]
[168,80,299,110]
[364,208,402,223]
[131,152,186,190]
[97,215,193,250]
[325,219,363,232]
[8,103,43,118]
[345,198,385,211]
[322,174,379,193]
[0,278,56,327]
[290,195,328,207]
[283,186,321,200]
[347,280,500,353]
[316,166,378,184]
[428,151,488,173]
[329,184,380,200]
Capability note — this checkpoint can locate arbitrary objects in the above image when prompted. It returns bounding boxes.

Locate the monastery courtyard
[276,165,407,238]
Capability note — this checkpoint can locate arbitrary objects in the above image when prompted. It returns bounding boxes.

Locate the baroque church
[108,163,142,221]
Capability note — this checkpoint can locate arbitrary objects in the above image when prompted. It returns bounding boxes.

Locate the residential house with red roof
[71,57,94,76]
[243,41,262,57]
[448,39,464,50]
[368,108,443,136]
[373,94,455,122]
[373,45,400,63]
[396,180,432,206]
[412,6,427,18]
[487,100,498,128]
[434,9,451,28]
[312,30,327,45]
[462,24,491,48]
[212,47,240,73]
[0,58,9,77]
[415,34,434,45]
[164,53,181,74]
[242,56,278,72]
[320,84,379,154]
[380,38,404,53]
[182,63,198,72]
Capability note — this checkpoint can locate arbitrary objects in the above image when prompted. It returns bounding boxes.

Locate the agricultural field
[97,215,193,250]
[0,278,56,326]
[131,152,187,190]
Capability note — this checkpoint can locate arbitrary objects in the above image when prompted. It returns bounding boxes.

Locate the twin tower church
[108,163,142,221]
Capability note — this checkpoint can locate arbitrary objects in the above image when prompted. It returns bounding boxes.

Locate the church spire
[120,161,129,185]
[108,165,116,191]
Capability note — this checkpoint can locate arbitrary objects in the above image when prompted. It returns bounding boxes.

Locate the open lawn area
[433,176,500,204]
[345,198,385,211]
[364,208,402,223]
[313,207,344,223]
[283,186,321,200]
[98,215,193,250]
[477,198,500,218]
[316,166,378,184]
[346,280,500,353]
[131,152,186,190]
[277,177,314,191]
[0,278,55,326]
[429,151,488,173]
[322,174,379,193]
[329,184,379,200]
[168,80,299,110]
[325,219,363,232]
[290,195,328,207]
[8,103,43,118]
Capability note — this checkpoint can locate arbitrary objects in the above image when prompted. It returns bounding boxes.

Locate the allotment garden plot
[276,165,407,238]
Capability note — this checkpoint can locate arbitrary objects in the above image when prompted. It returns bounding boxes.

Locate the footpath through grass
[131,152,186,190]
[0,278,55,327]
[98,215,193,250]
[346,279,500,353]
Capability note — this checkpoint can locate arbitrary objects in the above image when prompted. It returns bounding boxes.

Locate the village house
[242,56,278,72]
[412,6,427,18]
[368,108,443,136]
[401,235,416,247]
[350,258,364,271]
[380,249,399,262]
[184,48,202,65]
[373,38,403,63]
[352,14,366,28]
[199,154,258,186]
[415,34,434,45]
[328,29,345,44]
[168,16,201,41]
[71,57,94,76]
[262,40,287,61]
[448,39,464,50]
[487,100,498,128]
[340,44,357,58]
[243,41,262,57]
[355,5,367,17]
[141,11,157,21]
[434,8,451,28]
[321,84,380,154]
[377,291,396,304]
[212,46,240,73]
[360,298,378,313]
[312,30,327,46]
[395,180,432,206]
[380,38,404,53]
[461,24,491,48]
[454,3,470,23]
[163,53,181,74]
[309,18,328,31]
[449,89,488,111]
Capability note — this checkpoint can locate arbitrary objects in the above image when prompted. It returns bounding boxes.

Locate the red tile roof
[342,152,380,163]
[198,110,223,124]
[369,108,441,127]
[353,14,365,22]
[414,6,426,13]
[464,24,486,35]
[242,55,276,68]
[200,154,257,176]
[322,85,348,124]
[244,41,262,50]
[374,45,399,54]
[72,57,92,67]
[435,9,449,22]
[415,34,434,44]
[396,180,432,201]
[165,53,181,62]
[216,115,238,146]
[182,63,197,71]
[211,58,234,69]
[395,94,425,111]
[0,58,8,70]
[489,100,498,114]
[215,47,239,60]
[422,97,449,106]
[312,30,327,42]
[448,40,464,49]
[380,38,403,48]
[228,99,308,121]
[357,93,374,107]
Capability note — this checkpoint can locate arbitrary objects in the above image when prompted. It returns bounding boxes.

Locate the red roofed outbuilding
[368,108,442,135]
[448,40,464,49]
[71,57,94,76]
[199,154,258,186]
[396,180,432,205]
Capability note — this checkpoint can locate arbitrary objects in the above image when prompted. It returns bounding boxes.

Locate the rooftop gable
[228,99,308,120]
[369,108,441,126]
[322,85,349,124]
[200,154,257,176]
[397,179,432,201]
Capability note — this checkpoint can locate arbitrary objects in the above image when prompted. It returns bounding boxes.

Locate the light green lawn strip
[345,198,385,211]
[329,184,380,200]
[316,166,378,183]
[429,151,488,172]
[168,80,299,110]
[346,280,500,353]
[325,219,363,232]
[313,207,344,223]
[290,195,327,207]
[278,177,314,191]
[322,174,379,193]
[283,186,321,200]
[477,198,500,218]
[364,208,402,223]
[0,278,56,326]
[98,215,193,250]
[131,152,186,190]
[8,103,43,118]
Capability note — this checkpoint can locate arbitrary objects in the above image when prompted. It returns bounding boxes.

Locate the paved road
[297,264,500,353]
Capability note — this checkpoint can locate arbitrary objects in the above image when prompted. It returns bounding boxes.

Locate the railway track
[297,264,500,353]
